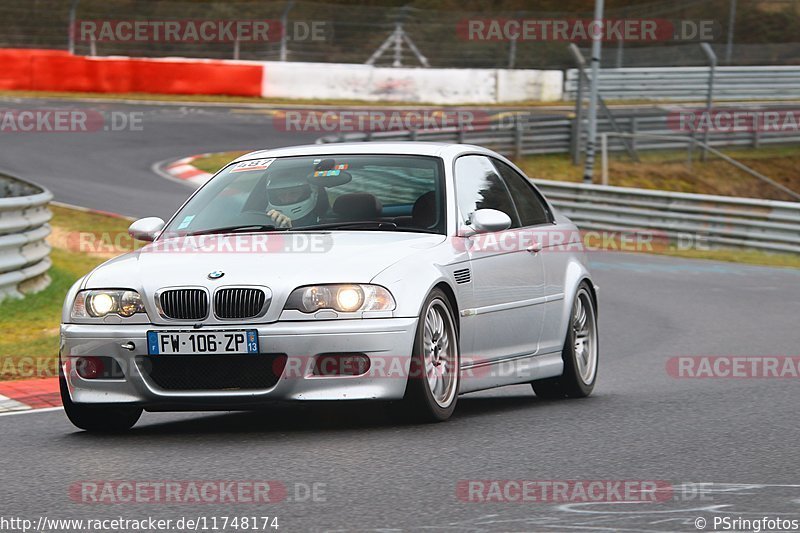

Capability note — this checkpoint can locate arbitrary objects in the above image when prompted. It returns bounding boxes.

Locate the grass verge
[517,146,800,202]
[0,206,131,381]
[192,151,248,174]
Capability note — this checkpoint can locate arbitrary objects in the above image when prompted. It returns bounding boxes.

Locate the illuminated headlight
[71,290,145,318]
[285,284,395,313]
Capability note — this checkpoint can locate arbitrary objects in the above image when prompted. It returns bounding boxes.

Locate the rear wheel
[532,283,598,399]
[397,289,460,422]
[60,369,142,432]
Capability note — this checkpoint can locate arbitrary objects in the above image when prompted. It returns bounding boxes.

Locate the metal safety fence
[0,176,52,301]
[317,106,800,159]
[534,179,800,253]
[564,66,800,101]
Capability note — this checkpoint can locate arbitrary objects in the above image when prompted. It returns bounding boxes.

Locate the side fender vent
[454,268,471,284]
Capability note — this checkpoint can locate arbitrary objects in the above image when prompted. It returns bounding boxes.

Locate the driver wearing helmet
[265,175,320,228]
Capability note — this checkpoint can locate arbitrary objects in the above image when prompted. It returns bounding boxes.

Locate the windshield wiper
[187,224,283,236]
[292,221,399,231]
[293,221,440,234]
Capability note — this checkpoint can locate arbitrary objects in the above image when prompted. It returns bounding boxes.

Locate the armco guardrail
[564,66,800,101]
[318,106,800,159]
[0,175,52,301]
[533,179,800,254]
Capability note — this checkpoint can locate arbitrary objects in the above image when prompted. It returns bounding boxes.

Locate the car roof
[231,142,495,163]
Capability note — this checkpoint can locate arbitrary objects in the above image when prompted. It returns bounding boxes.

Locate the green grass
[517,146,800,202]
[192,151,248,174]
[0,248,108,380]
[654,247,800,269]
[49,204,132,234]
[0,208,127,381]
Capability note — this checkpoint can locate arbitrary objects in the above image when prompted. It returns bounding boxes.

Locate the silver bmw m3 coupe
[59,142,598,431]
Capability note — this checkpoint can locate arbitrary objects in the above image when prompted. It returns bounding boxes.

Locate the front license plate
[147,330,259,355]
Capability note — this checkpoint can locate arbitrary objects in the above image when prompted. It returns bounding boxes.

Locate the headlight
[71,290,145,318]
[285,284,395,313]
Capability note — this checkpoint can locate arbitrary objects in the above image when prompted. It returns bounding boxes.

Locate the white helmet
[266,175,318,220]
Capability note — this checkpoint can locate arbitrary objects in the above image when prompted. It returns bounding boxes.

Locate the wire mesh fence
[1,0,799,68]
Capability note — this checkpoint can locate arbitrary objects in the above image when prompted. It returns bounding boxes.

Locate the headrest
[332,193,383,220]
[412,191,437,228]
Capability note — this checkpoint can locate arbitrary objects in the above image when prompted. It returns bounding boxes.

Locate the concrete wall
[0,49,564,103]
[261,61,563,103]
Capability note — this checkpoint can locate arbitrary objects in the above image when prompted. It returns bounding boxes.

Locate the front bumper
[60,318,417,408]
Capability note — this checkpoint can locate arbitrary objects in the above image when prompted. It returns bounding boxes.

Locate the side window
[454,155,520,228]
[492,159,552,227]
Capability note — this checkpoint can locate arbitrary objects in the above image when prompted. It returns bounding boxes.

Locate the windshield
[163,154,445,236]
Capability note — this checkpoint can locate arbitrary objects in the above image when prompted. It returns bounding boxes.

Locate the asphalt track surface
[1,97,799,532]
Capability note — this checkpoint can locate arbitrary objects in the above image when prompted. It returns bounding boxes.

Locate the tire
[60,368,142,432]
[532,282,598,399]
[396,288,460,422]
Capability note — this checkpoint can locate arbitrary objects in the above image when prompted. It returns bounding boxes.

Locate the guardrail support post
[67,0,80,55]
[700,43,717,162]
[571,71,584,166]
[582,0,604,183]
[514,115,523,160]
[725,0,737,64]
[568,42,639,167]
[280,0,295,61]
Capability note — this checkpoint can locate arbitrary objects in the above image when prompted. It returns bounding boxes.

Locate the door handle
[526,242,543,254]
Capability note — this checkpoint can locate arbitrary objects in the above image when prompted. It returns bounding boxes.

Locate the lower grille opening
[139,354,287,391]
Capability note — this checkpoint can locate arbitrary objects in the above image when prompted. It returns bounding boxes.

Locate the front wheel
[397,289,460,422]
[532,282,598,399]
[60,371,142,432]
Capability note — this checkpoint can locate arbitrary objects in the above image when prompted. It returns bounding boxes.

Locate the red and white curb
[0,378,60,414]
[160,153,214,187]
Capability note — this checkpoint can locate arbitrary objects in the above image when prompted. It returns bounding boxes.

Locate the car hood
[85,231,445,300]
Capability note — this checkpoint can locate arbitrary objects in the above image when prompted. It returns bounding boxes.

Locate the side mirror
[128,217,165,242]
[462,209,512,237]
